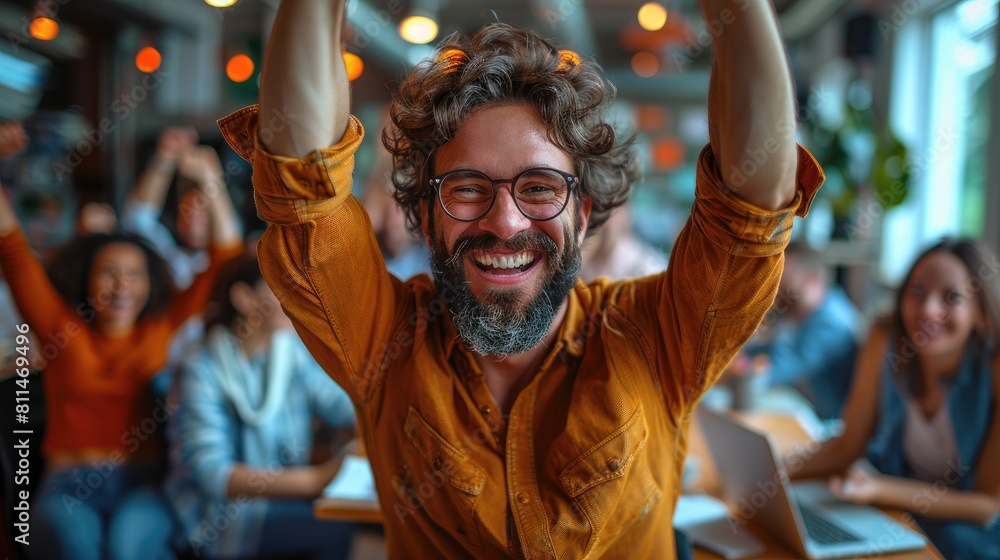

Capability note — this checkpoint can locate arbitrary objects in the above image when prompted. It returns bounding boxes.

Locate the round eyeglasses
[430,167,579,222]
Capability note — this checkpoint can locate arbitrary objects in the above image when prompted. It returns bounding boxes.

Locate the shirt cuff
[217,104,365,225]
[693,143,824,257]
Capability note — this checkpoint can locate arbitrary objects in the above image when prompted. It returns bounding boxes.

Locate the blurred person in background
[789,239,1000,559]
[0,121,243,560]
[743,241,862,419]
[0,121,29,377]
[362,124,429,280]
[579,205,667,282]
[122,128,243,388]
[166,254,357,560]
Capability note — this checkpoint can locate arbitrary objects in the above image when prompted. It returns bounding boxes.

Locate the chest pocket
[558,405,662,551]
[398,405,486,550]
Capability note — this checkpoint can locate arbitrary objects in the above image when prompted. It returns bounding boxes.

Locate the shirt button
[432,456,445,471]
[516,492,530,505]
[607,458,622,473]
[480,404,492,415]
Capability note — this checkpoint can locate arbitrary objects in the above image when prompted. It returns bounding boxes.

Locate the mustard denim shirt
[219,105,823,559]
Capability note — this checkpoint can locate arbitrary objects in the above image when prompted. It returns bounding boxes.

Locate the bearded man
[218,0,824,557]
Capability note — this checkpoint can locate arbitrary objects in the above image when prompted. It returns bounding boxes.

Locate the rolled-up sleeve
[218,105,364,225]
[218,106,405,407]
[619,144,824,409]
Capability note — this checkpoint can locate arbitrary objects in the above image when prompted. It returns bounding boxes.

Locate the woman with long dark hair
[0,122,242,560]
[790,239,1000,559]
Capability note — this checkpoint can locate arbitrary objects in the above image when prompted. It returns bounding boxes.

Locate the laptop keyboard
[799,507,863,545]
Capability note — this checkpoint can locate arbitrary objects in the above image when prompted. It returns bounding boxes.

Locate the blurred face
[88,243,151,334]
[254,279,293,331]
[425,104,590,355]
[900,251,982,359]
[177,189,210,250]
[231,279,294,335]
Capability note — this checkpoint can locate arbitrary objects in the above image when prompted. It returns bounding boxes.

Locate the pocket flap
[558,405,648,498]
[403,405,486,496]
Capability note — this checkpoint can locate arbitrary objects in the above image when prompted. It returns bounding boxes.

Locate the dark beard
[429,221,581,356]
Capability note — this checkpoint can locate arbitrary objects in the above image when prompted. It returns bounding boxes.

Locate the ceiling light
[638,2,668,31]
[399,15,438,44]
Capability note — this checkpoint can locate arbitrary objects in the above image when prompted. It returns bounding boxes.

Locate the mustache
[445,231,560,269]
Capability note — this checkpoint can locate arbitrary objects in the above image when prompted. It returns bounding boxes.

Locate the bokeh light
[29,17,59,41]
[226,54,255,83]
[638,3,668,31]
[399,16,438,44]
[135,47,162,73]
[343,52,364,81]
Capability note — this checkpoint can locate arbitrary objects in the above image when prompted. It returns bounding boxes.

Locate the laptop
[695,405,927,559]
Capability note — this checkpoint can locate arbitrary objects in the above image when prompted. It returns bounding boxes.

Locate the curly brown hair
[383,23,638,236]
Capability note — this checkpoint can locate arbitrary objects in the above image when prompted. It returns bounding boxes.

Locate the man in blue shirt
[749,242,863,419]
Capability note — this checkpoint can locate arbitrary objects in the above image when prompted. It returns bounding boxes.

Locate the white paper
[673,494,731,527]
[322,455,378,501]
[674,494,766,559]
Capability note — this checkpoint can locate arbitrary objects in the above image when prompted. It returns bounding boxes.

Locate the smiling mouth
[471,250,539,275]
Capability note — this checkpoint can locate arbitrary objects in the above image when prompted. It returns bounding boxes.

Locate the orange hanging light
[226,54,255,83]
[136,47,162,73]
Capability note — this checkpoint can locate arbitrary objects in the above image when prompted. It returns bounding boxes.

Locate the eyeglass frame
[429,166,581,222]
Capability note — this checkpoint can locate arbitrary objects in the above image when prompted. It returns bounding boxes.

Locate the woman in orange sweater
[0,122,242,560]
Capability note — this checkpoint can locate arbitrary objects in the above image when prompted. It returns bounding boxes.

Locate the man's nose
[476,185,532,240]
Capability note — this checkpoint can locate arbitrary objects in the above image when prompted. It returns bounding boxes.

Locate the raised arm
[786,324,886,479]
[0,122,27,235]
[177,145,242,248]
[699,0,798,210]
[0,123,78,338]
[128,127,197,208]
[258,0,350,157]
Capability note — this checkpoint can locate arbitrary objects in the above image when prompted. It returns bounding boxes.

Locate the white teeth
[474,251,536,270]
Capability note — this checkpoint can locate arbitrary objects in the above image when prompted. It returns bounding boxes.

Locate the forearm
[130,156,176,208]
[201,174,242,248]
[875,476,1000,526]
[226,463,329,499]
[699,0,797,210]
[0,186,18,235]
[259,0,350,158]
[787,436,859,480]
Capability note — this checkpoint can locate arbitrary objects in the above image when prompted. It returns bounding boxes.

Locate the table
[315,413,945,559]
[686,412,945,560]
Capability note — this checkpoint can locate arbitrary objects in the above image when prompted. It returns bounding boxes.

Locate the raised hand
[155,126,198,165]
[177,145,224,188]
